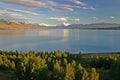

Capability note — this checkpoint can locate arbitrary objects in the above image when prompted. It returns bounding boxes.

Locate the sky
[0,0,120,26]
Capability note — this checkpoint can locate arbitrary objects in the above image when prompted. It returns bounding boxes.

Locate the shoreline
[0,50,119,54]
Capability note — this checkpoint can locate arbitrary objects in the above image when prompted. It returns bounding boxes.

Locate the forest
[0,50,120,80]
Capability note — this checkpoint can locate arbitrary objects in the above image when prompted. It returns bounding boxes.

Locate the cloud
[0,12,21,21]
[0,0,47,8]
[0,6,41,22]
[91,17,99,20]
[48,16,81,23]
[10,14,22,17]
[39,23,56,27]
[0,0,95,12]
[63,22,71,26]
[68,0,95,10]
[82,6,95,10]
[59,5,74,11]
[69,0,86,6]
[0,12,8,15]
[43,0,94,11]
[0,12,26,19]
[0,7,40,15]
[73,18,80,21]
[44,1,74,11]
[110,16,115,19]
[48,17,69,22]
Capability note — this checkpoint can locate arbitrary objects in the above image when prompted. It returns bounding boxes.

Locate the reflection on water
[74,29,80,40]
[63,29,69,40]
[0,29,120,53]
[0,30,24,35]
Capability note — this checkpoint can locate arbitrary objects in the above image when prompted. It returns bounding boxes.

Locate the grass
[0,69,112,80]
[83,53,119,58]
[0,70,13,80]
[97,69,112,80]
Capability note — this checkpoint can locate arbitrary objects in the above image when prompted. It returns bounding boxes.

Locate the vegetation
[0,50,120,80]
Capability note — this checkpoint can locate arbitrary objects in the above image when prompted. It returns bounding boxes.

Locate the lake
[0,29,120,53]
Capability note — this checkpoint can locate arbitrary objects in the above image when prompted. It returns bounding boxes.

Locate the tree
[110,57,120,80]
[51,62,63,80]
[76,64,90,80]
[15,55,47,80]
[10,61,16,70]
[65,63,75,80]
[90,68,99,80]
[55,50,62,59]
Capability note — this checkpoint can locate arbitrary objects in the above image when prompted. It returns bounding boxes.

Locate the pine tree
[82,69,90,80]
[90,68,99,80]
[76,64,90,80]
[10,61,16,70]
[65,63,75,80]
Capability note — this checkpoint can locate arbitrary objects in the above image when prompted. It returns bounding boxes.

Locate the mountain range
[56,23,120,29]
[0,19,45,30]
[0,19,120,30]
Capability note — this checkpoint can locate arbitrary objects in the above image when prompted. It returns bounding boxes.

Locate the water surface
[0,29,120,53]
